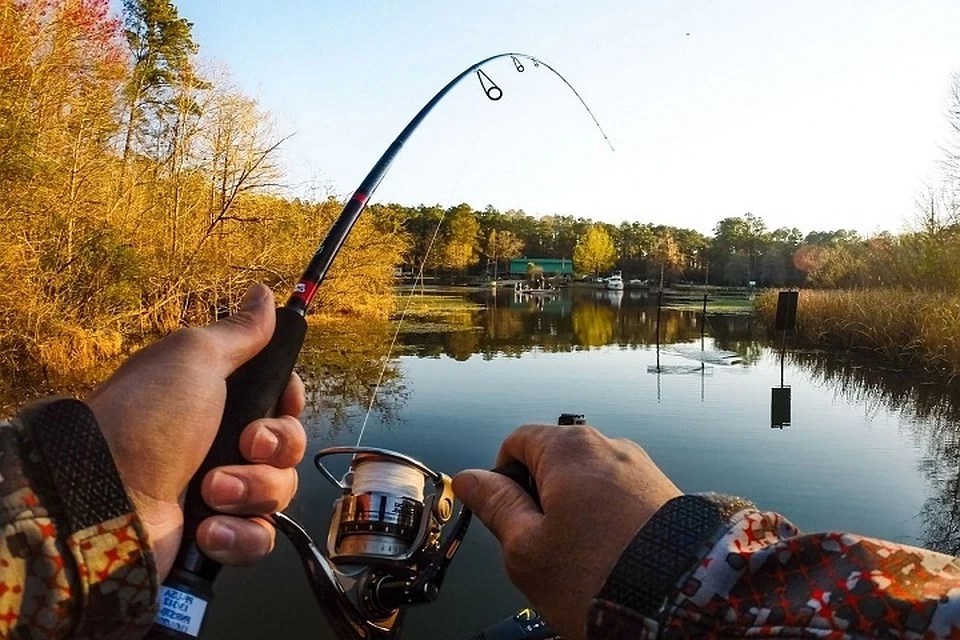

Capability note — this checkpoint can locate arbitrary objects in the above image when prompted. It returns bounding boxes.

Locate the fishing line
[354,130,484,449]
[354,55,614,448]
[352,459,425,501]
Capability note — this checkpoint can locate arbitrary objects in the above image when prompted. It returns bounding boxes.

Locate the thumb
[454,469,542,547]
[201,284,277,376]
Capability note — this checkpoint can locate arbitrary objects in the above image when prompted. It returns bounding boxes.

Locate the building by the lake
[508,258,574,277]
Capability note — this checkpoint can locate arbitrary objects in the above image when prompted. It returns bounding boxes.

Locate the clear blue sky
[165,0,959,235]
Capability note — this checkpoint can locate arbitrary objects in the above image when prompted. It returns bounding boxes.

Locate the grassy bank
[756,289,960,377]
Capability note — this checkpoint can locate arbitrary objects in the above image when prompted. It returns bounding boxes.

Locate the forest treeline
[0,0,405,374]
[3,0,959,378]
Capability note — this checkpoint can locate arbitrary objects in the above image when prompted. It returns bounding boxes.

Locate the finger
[494,424,557,477]
[276,372,306,418]
[238,415,306,467]
[453,469,541,549]
[200,284,276,377]
[202,465,299,515]
[196,515,275,566]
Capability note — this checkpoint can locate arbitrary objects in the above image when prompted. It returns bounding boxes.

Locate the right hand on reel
[454,425,682,640]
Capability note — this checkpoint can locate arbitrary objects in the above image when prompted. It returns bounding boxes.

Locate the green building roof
[508,258,574,275]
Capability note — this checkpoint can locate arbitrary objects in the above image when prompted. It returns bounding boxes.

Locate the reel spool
[272,446,469,639]
[317,448,457,566]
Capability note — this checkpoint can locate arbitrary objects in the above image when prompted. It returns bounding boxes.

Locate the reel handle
[492,461,541,511]
[469,607,558,640]
[146,306,307,638]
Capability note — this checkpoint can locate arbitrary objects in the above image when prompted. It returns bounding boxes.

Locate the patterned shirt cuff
[15,397,158,638]
[587,493,754,639]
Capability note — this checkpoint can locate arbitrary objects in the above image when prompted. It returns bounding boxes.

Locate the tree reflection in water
[789,351,960,555]
[297,318,407,442]
[396,289,960,553]
[399,288,759,361]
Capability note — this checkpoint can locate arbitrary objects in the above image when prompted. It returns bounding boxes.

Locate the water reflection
[789,351,960,554]
[400,288,759,361]
[394,289,960,556]
[298,319,407,442]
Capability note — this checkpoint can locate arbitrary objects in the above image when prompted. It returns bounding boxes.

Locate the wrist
[587,493,754,637]
[14,397,160,634]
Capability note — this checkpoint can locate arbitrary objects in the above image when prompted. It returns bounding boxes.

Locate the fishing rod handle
[146,306,307,638]
[489,412,585,510]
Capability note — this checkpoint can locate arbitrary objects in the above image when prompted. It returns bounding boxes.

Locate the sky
[166,0,960,236]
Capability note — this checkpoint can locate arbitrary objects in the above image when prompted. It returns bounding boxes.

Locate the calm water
[205,287,960,639]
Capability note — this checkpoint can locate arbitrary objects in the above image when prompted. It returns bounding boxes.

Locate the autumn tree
[485,229,524,280]
[574,225,617,275]
[652,232,683,289]
[0,0,405,375]
[441,204,480,272]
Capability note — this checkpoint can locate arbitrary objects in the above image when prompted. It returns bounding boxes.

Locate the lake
[204,286,960,639]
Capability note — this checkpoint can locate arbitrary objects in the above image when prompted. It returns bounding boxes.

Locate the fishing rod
[146,53,610,640]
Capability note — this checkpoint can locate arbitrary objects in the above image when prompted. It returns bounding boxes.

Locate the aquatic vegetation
[756,289,960,378]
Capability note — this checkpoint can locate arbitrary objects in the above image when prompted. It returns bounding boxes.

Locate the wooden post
[700,293,707,351]
[655,288,663,370]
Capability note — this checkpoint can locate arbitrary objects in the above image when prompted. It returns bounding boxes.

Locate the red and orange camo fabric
[589,494,960,639]
[0,402,157,640]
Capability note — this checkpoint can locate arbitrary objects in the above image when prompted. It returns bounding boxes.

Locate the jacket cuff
[17,397,158,636]
[587,493,753,637]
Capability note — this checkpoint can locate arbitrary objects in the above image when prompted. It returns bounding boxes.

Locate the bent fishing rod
[146,53,610,640]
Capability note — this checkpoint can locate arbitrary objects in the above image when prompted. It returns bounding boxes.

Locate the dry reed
[756,289,960,379]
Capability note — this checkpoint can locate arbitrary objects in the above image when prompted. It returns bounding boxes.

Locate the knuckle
[614,437,647,460]
[561,425,601,446]
[171,327,217,359]
[227,308,271,343]
[273,417,306,464]
[282,414,307,443]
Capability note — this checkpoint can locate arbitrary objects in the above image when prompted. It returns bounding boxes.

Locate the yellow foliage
[0,2,405,377]
[756,289,960,378]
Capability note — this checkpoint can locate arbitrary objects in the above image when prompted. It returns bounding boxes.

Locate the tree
[652,232,683,289]
[574,225,617,275]
[944,72,960,186]
[710,213,768,284]
[485,229,524,280]
[441,204,480,272]
[122,0,200,166]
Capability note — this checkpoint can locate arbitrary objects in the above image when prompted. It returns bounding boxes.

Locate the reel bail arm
[271,447,472,640]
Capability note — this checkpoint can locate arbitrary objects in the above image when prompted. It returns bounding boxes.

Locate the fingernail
[251,428,280,461]
[240,285,267,311]
[211,472,247,507]
[207,521,236,551]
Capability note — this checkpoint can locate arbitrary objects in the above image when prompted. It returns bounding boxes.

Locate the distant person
[2,283,960,639]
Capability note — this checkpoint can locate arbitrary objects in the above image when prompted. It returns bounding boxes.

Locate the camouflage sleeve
[588,494,960,639]
[0,397,158,639]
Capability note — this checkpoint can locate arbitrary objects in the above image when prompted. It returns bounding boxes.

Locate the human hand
[453,425,681,640]
[87,284,306,581]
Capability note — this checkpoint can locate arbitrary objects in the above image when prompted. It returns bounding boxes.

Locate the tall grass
[756,289,960,378]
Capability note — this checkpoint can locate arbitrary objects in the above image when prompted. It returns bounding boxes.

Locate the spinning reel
[271,447,471,639]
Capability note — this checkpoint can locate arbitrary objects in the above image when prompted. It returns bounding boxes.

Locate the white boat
[605,271,624,291]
